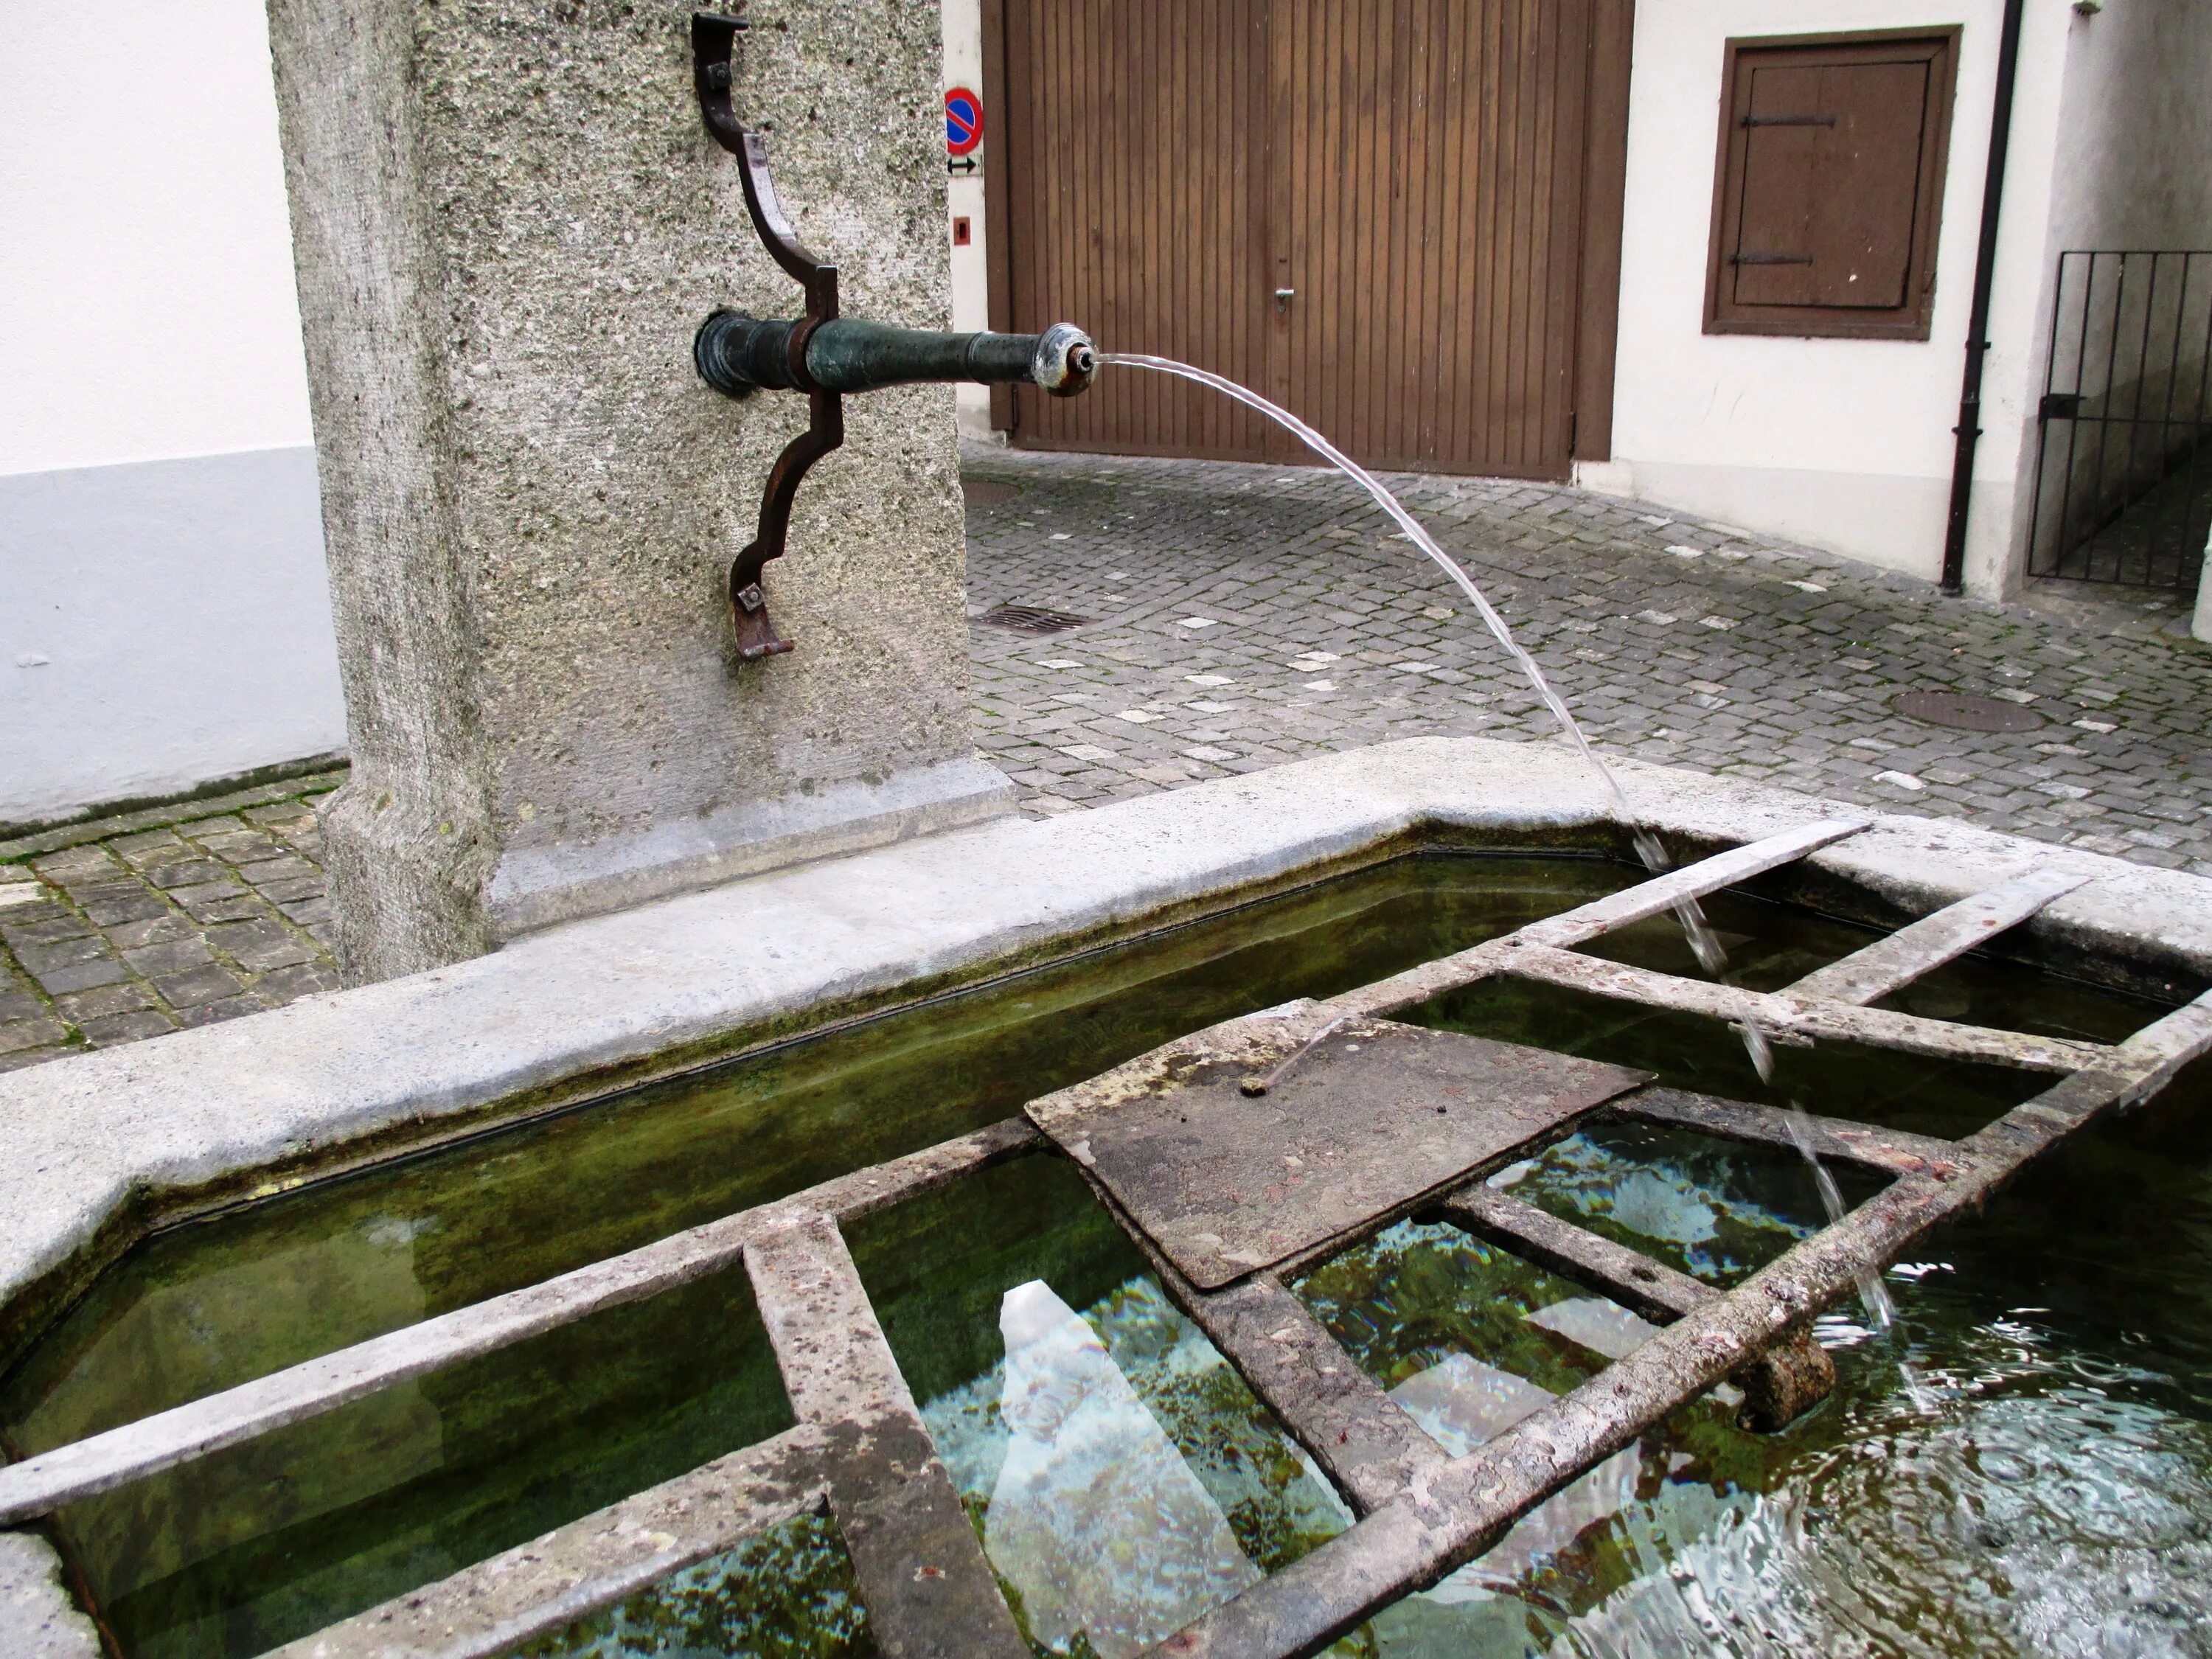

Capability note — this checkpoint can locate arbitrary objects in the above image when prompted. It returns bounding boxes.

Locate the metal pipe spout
[695,312,1096,400]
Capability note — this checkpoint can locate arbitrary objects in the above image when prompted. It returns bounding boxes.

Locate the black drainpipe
[1940,0,2028,595]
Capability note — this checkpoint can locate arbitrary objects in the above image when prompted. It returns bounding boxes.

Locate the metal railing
[2028,249,2212,590]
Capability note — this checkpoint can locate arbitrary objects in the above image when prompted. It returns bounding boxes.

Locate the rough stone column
[266,0,1009,983]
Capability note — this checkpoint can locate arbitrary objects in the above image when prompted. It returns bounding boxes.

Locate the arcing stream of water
[1097,353,1913,1360]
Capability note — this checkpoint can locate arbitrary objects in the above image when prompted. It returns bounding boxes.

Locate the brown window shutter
[1706,29,1958,341]
[1736,60,1932,310]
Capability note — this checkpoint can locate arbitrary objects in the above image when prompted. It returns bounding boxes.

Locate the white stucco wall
[942,0,998,441]
[2009,0,2212,605]
[0,1,345,830]
[1592,1,2076,594]
[0,1,316,475]
[2043,0,2212,253]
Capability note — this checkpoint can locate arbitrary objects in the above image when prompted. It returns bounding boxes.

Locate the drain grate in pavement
[975,603,1093,635]
[961,479,1019,509]
[1893,690,2045,732]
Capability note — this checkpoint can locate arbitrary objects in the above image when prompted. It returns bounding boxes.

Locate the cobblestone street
[5,449,2209,1073]
[965,446,2212,862]
[0,790,340,1072]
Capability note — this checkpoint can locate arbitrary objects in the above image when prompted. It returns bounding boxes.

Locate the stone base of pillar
[482,757,1016,939]
[268,1,995,985]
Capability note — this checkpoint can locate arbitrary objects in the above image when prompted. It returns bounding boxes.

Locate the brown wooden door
[997,0,1628,480]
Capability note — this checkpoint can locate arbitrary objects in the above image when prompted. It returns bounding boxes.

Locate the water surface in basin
[495,894,2211,1659]
[8,861,2207,1657]
[1295,940,2211,1657]
[1,852,1632,1658]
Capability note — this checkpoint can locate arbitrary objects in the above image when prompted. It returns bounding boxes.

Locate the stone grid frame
[5,819,2208,1658]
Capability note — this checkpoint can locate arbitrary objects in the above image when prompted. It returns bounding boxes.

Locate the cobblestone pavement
[0,795,338,1073]
[5,448,2208,1074]
[963,445,2212,863]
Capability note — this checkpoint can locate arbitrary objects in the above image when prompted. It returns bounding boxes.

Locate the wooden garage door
[992,0,1630,480]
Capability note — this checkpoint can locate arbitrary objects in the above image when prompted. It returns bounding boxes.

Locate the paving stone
[122,937,216,978]
[175,997,264,1029]
[104,914,195,951]
[27,958,129,997]
[178,815,251,839]
[54,981,159,1024]
[80,1010,178,1046]
[144,858,234,891]
[1,911,92,948]
[239,864,322,899]
[105,829,183,860]
[253,962,338,1005]
[29,847,115,880]
[76,887,173,928]
[171,887,266,924]
[204,919,317,973]
[152,964,250,1009]
[0,1018,69,1056]
[192,832,279,863]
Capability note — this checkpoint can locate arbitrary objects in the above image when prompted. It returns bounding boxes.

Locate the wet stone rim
[4,796,2210,1657]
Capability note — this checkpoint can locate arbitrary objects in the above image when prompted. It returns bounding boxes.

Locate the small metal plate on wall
[1893,690,2044,732]
[975,604,1093,635]
[1030,1017,1647,1290]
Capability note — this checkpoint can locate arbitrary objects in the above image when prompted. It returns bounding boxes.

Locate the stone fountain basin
[4,734,2211,1651]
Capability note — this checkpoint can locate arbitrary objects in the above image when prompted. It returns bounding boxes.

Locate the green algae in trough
[8,854,2212,1657]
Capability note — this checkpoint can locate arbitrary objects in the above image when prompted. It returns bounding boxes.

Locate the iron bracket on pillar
[691,10,1094,661]
[692,8,837,661]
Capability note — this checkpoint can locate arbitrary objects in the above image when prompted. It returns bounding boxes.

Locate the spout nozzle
[695,310,1098,399]
[1032,323,1096,397]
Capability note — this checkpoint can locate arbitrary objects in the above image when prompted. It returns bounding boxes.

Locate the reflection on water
[866,1156,1346,1654]
[520,1512,876,1659]
[1289,1040,2212,1658]
[1389,1352,1640,1596]
[1523,1298,1657,1361]
[984,1281,1259,1658]
[8,858,2210,1656]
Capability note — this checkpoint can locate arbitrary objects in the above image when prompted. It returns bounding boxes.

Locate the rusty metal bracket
[692,8,839,662]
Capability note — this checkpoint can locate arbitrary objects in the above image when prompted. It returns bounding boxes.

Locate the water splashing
[1100,352,1917,1366]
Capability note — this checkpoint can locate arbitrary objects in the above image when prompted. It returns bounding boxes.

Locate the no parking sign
[945,86,983,156]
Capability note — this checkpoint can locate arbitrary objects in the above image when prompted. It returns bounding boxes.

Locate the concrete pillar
[265,0,1009,982]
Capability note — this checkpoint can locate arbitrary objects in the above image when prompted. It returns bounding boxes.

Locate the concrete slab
[0,1531,100,1658]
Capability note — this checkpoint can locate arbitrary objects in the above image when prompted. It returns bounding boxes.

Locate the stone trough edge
[3,734,2209,1654]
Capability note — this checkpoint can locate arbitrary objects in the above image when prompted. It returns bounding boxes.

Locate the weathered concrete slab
[1029,1013,1644,1288]
[0,1531,100,1658]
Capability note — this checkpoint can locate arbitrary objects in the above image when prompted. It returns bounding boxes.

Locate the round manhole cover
[1893,690,2044,732]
